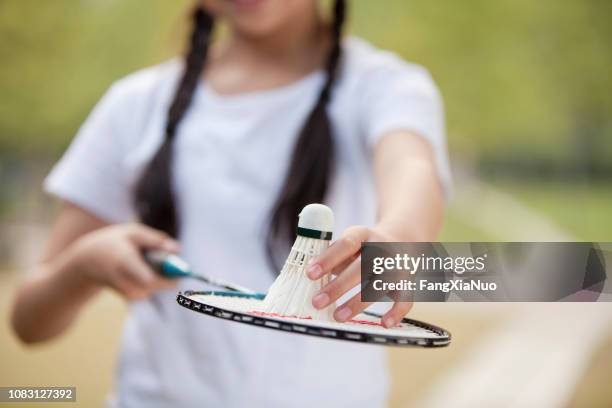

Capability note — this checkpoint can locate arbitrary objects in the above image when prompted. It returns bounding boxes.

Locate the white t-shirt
[45,37,451,408]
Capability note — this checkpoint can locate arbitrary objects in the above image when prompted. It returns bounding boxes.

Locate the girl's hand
[69,223,179,300]
[307,225,413,328]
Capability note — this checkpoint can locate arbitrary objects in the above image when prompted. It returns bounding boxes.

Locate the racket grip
[143,250,191,279]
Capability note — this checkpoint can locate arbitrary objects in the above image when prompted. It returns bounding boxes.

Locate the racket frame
[177,291,451,348]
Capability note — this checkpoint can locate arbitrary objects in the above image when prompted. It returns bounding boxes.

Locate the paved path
[418,303,612,408]
[417,175,608,407]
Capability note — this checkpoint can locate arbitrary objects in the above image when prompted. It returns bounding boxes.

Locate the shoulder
[340,37,441,101]
[89,59,183,147]
[104,58,183,106]
[70,59,184,157]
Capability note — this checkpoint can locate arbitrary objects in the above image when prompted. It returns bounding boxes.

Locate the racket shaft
[144,250,257,294]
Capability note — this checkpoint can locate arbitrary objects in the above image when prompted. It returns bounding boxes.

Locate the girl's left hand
[306,225,413,328]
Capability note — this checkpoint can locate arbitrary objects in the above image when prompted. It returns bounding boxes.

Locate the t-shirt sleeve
[44,83,136,223]
[358,62,452,198]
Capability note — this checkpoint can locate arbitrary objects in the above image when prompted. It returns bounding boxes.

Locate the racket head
[177,291,451,348]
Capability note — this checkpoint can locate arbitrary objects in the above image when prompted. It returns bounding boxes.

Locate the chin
[204,0,312,39]
[231,15,286,39]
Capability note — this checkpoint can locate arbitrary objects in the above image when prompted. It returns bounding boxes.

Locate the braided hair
[134,8,213,236]
[134,1,347,270]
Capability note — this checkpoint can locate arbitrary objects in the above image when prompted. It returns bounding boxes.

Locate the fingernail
[335,306,352,322]
[312,292,330,309]
[307,264,322,280]
[384,317,395,328]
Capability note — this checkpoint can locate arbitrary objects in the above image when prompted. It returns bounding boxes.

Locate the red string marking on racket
[249,311,313,320]
[249,310,387,326]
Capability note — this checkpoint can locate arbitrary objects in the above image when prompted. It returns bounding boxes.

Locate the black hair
[134,1,346,270]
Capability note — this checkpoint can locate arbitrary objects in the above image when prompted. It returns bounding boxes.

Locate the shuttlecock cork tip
[298,203,334,232]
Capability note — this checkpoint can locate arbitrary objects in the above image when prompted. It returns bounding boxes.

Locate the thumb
[127,223,180,252]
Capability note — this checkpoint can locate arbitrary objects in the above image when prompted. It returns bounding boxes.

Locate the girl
[12,0,450,406]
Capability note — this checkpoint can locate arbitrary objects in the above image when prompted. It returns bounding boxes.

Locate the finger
[312,259,361,310]
[127,224,180,252]
[118,247,158,287]
[124,287,151,301]
[307,226,369,280]
[111,270,150,300]
[333,292,373,323]
[382,302,413,328]
[114,267,174,298]
[330,253,359,276]
[151,276,178,290]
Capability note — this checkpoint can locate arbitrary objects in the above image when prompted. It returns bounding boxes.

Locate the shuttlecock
[262,204,335,321]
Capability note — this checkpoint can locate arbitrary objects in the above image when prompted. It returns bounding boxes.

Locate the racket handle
[144,250,191,279]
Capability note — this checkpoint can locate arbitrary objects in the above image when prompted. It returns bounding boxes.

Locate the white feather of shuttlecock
[262,204,335,321]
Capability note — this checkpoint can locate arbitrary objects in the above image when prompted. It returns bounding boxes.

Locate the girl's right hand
[69,223,179,300]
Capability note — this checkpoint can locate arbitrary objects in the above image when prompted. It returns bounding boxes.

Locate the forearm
[374,131,445,241]
[376,159,443,240]
[11,245,101,344]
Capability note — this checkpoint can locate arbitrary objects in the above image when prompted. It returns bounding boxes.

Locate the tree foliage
[1,0,610,172]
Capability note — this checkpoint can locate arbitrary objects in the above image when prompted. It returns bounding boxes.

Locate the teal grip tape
[162,259,191,278]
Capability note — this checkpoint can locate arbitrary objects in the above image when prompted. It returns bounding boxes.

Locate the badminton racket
[145,251,451,347]
[177,290,451,347]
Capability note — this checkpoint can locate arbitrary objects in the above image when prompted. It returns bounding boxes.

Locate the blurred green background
[1,2,611,407]
[0,0,611,244]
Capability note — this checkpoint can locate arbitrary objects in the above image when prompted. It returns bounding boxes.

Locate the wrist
[55,240,102,295]
[375,219,426,242]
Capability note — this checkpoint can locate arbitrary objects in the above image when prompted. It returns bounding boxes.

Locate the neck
[217,10,329,72]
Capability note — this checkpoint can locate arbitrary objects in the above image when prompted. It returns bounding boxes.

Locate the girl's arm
[11,203,178,344]
[307,130,444,327]
[373,130,444,241]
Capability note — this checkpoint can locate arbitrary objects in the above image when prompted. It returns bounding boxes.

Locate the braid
[320,0,346,103]
[266,0,347,269]
[134,7,214,237]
